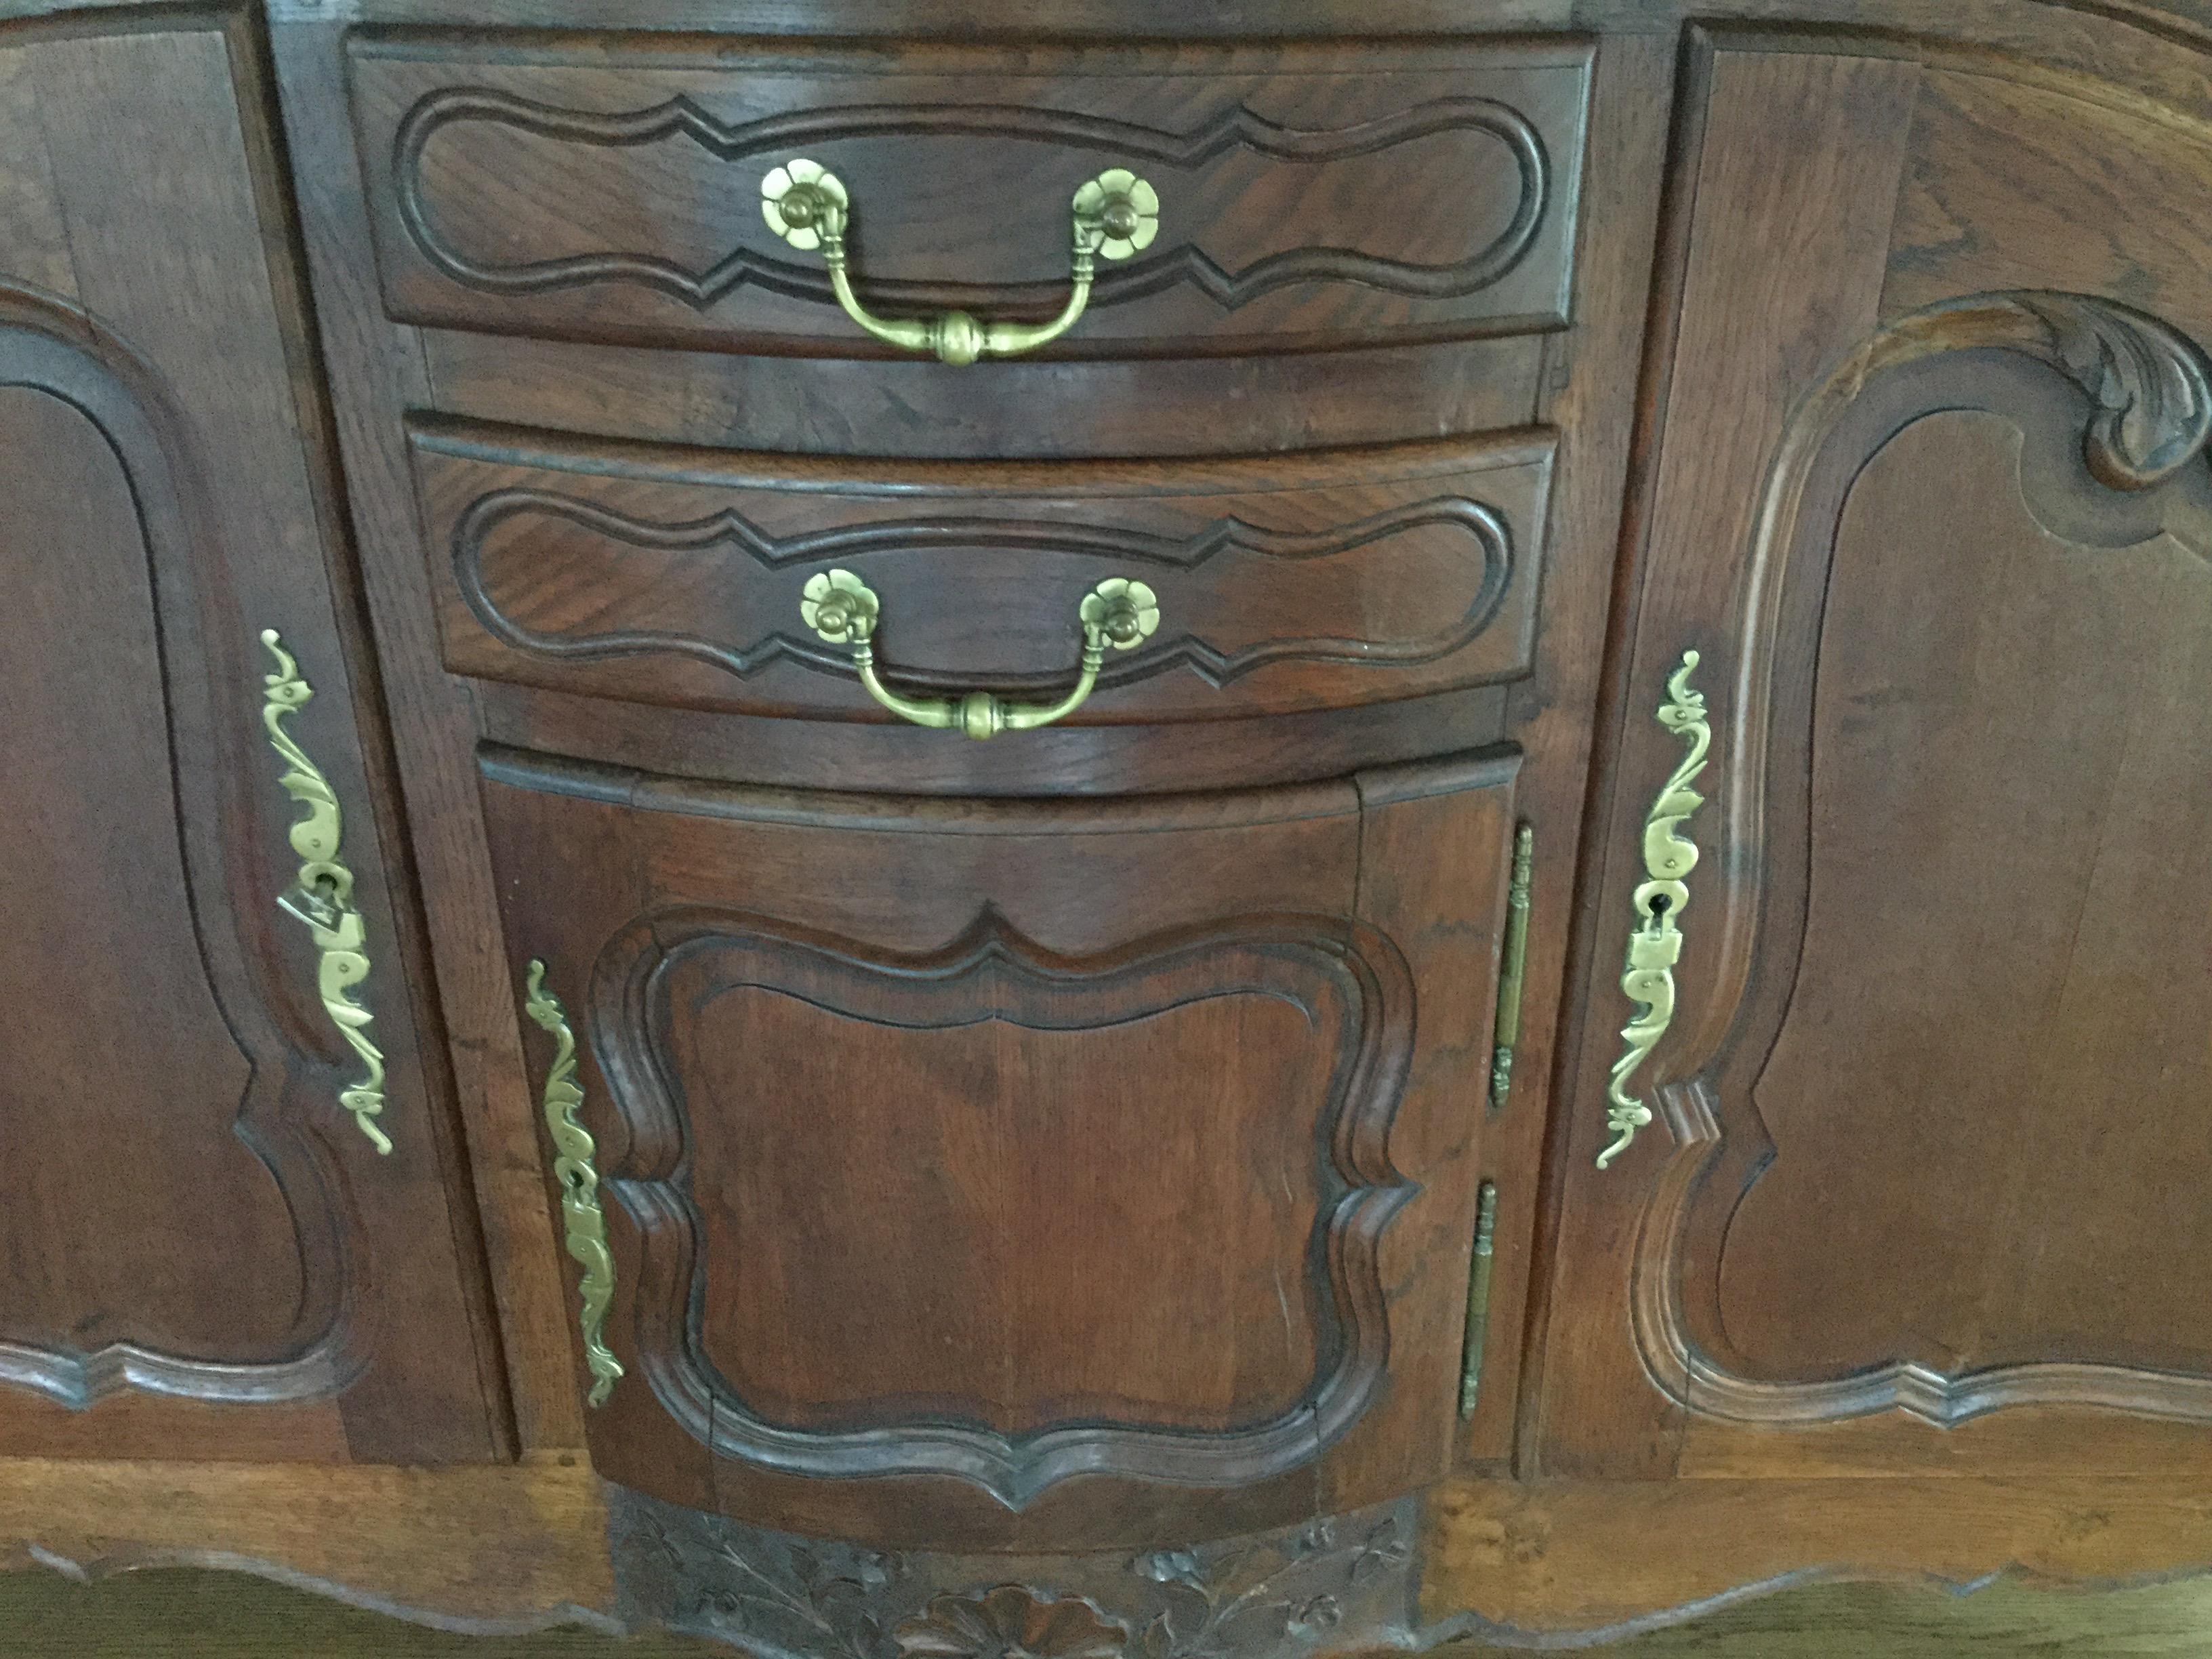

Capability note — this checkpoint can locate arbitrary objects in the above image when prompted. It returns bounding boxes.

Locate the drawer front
[485,747,1515,1549]
[349,35,1591,356]
[411,420,1554,724]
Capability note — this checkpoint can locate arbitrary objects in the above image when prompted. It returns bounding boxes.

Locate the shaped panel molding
[409,419,1553,722]
[588,905,1416,1509]
[1631,291,2212,1429]
[348,37,1590,351]
[0,289,362,1412]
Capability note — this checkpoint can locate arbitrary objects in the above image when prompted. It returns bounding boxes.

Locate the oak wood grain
[411,421,1555,724]
[1533,36,1924,1480]
[481,752,1513,1550]
[0,9,499,1462]
[270,12,591,1453]
[0,1454,615,1635]
[419,329,1549,462]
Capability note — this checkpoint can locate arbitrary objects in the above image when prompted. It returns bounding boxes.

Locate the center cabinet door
[481,747,1515,1549]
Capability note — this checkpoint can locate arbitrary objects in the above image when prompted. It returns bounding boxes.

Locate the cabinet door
[1540,33,2212,1478]
[483,748,1515,1549]
[0,11,500,1460]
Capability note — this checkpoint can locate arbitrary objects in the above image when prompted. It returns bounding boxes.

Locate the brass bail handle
[800,571,1160,740]
[761,159,1161,364]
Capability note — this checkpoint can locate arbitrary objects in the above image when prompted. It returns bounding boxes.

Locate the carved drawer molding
[409,417,1555,724]
[347,36,1590,352]
[1632,291,2212,1429]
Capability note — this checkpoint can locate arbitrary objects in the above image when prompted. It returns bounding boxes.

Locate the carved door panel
[1538,33,2212,1479]
[482,748,1516,1549]
[0,12,500,1459]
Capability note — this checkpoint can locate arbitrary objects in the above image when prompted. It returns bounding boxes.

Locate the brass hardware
[260,629,390,1155]
[761,159,1159,364]
[800,569,1160,740]
[1489,823,1535,1112]
[1599,649,1711,1170]
[522,961,623,1408]
[1459,1181,1498,1418]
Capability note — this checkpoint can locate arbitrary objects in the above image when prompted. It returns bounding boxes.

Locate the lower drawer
[411,417,1555,728]
[482,745,1517,1550]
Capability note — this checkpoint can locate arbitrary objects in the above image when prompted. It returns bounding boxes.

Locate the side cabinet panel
[483,750,1515,1549]
[1538,32,2212,1479]
[0,12,500,1460]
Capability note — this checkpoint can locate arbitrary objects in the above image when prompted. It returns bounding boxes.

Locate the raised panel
[483,749,1515,1547]
[1539,31,2212,1481]
[1713,402,2212,1394]
[1637,292,2212,1426]
[410,420,1553,723]
[346,35,1589,354]
[0,354,328,1395]
[0,14,498,1460]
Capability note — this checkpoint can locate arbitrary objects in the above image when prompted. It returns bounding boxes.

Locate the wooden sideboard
[6,0,2212,1650]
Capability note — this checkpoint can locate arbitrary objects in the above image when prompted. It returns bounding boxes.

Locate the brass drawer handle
[761,159,1160,364]
[1600,649,1711,1170]
[522,961,623,1408]
[260,630,390,1155]
[801,569,1160,741]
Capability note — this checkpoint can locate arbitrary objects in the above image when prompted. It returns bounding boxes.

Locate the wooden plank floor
[7,1567,2212,1656]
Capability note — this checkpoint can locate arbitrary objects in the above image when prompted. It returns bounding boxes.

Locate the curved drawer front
[349,34,1591,356]
[410,419,1555,724]
[483,745,1518,1547]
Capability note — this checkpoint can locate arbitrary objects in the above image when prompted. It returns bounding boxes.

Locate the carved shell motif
[896,1586,1129,1659]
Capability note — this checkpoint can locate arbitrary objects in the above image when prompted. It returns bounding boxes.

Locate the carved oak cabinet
[5,0,2212,1649]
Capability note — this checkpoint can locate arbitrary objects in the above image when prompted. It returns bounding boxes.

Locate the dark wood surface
[0,6,501,1463]
[481,751,1516,1548]
[1,0,2209,1637]
[412,420,1555,723]
[16,1457,2212,1651]
[29,1571,2212,1659]
[348,36,1590,358]
[417,330,1551,462]
[1535,23,2212,1483]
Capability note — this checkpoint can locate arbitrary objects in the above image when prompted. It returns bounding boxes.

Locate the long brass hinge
[1459,1181,1500,1418]
[1490,823,1535,1111]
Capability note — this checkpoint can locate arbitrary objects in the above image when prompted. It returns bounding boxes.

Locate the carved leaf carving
[2011,293,2212,489]
[1858,292,2212,493]
[611,1490,1422,1659]
[1632,289,2212,1429]
[592,907,1416,1506]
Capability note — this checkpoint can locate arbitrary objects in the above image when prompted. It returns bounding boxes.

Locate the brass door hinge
[1459,1181,1499,1419]
[1489,823,1535,1111]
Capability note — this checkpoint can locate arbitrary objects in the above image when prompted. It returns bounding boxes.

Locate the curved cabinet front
[480,745,1517,1549]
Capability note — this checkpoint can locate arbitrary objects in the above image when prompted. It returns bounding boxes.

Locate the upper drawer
[346,34,1592,356]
